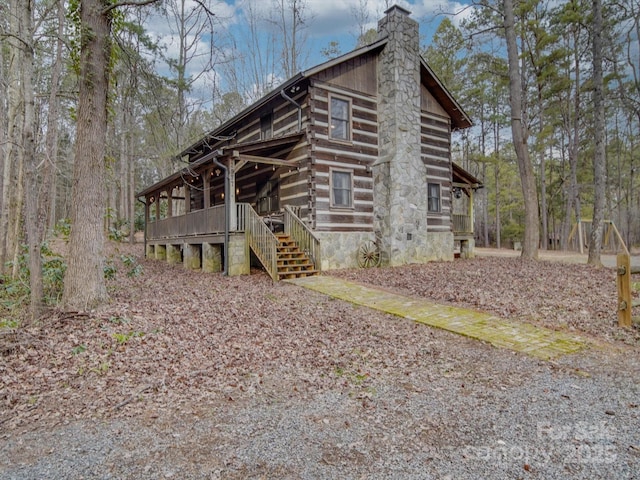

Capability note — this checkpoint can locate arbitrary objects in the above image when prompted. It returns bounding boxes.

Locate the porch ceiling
[452,162,483,189]
[136,132,304,198]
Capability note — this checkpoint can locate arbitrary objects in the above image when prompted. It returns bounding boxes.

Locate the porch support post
[468,188,474,235]
[155,244,166,260]
[203,243,222,273]
[228,158,237,231]
[184,244,201,270]
[167,187,173,217]
[166,244,181,264]
[155,192,160,219]
[203,170,211,209]
[185,181,191,213]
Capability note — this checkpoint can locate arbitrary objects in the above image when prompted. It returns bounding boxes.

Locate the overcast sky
[141,0,472,106]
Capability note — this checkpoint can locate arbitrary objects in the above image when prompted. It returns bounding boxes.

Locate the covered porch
[138,135,320,280]
[451,163,483,258]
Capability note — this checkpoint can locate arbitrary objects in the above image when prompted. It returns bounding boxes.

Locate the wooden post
[617,252,632,328]
[203,170,211,209]
[154,192,160,220]
[185,181,191,213]
[468,188,474,235]
[577,219,584,254]
[167,188,173,218]
[228,158,237,231]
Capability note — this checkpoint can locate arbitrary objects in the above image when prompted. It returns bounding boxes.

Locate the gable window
[427,183,441,213]
[331,169,353,208]
[329,96,350,141]
[260,111,272,140]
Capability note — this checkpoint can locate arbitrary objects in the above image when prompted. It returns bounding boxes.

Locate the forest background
[0,0,639,315]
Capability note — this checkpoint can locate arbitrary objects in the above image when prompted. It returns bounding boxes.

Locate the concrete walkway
[287,276,587,360]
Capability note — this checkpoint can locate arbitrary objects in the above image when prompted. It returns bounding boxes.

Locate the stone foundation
[203,243,222,273]
[228,234,250,276]
[184,244,201,270]
[166,244,182,264]
[154,244,166,261]
[316,232,376,270]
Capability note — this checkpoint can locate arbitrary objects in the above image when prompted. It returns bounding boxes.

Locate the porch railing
[452,214,473,235]
[147,205,226,239]
[284,205,321,271]
[244,204,278,280]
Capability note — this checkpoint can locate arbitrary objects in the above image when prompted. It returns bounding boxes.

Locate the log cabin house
[137,5,482,280]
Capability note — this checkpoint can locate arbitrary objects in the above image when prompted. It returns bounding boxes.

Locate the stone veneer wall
[316,231,375,270]
[227,233,250,276]
[373,6,453,265]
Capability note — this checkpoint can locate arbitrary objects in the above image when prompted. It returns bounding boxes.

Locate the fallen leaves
[1,246,638,434]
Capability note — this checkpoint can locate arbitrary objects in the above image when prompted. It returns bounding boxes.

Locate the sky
[142,0,473,107]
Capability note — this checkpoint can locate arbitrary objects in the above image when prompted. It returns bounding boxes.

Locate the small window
[428,183,441,213]
[331,170,353,208]
[261,112,272,140]
[329,96,350,141]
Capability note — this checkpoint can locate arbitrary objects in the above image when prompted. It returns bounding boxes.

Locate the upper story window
[329,96,351,141]
[427,182,441,213]
[261,111,273,140]
[331,169,353,208]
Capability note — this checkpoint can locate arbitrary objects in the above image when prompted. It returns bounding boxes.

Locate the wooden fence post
[617,253,632,328]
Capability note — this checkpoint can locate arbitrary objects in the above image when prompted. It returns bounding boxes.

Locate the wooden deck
[145,203,320,280]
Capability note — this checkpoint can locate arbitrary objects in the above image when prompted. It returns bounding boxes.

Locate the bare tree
[42,0,66,234]
[163,0,217,148]
[270,0,310,78]
[503,0,540,259]
[1,0,25,277]
[588,0,605,265]
[21,0,44,318]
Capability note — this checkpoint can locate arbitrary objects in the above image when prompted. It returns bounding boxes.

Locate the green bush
[0,243,67,312]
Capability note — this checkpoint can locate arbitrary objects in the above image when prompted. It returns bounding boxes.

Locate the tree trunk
[1,0,24,276]
[503,0,540,259]
[43,0,66,235]
[62,0,111,310]
[20,0,45,318]
[588,0,605,265]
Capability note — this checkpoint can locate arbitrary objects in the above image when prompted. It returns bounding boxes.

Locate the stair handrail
[283,205,321,272]
[243,204,278,280]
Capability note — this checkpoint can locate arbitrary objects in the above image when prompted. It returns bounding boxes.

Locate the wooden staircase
[275,234,318,279]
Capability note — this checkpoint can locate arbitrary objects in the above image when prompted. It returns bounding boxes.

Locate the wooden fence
[617,253,640,327]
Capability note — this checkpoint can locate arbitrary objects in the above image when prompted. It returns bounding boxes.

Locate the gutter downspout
[280,87,302,131]
[212,151,229,275]
[137,197,148,258]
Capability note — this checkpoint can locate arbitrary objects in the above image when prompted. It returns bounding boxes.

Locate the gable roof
[178,36,471,161]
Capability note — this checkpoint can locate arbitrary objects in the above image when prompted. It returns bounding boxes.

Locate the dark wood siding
[421,110,453,232]
[308,82,378,232]
[235,89,309,144]
[314,52,378,96]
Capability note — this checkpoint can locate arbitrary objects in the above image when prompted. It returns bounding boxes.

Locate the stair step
[250,228,318,280]
[278,264,315,272]
[277,252,305,258]
[278,270,319,280]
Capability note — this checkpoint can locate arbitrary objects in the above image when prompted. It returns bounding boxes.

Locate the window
[331,170,353,208]
[427,183,441,213]
[260,112,272,140]
[329,96,350,141]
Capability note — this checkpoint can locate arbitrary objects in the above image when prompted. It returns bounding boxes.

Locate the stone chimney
[373,5,427,266]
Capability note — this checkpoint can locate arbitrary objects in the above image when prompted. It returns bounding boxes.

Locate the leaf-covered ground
[332,255,640,345]
[1,244,638,435]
